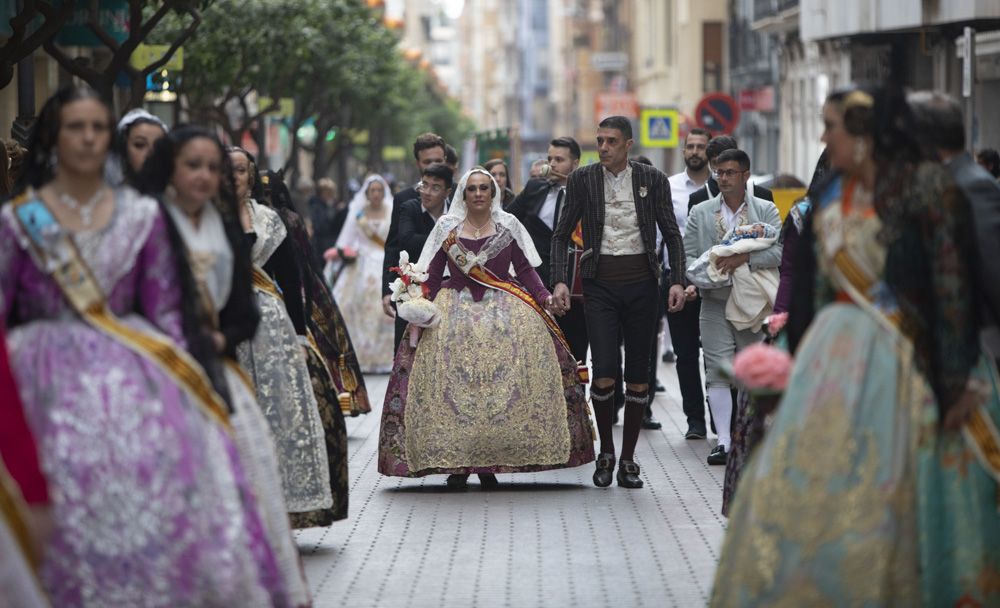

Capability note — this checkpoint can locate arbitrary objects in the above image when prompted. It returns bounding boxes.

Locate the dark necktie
[553,187,565,229]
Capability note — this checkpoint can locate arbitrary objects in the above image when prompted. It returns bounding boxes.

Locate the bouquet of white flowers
[389,251,440,329]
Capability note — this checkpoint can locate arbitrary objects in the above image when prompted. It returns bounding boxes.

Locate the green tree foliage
[177,0,471,184]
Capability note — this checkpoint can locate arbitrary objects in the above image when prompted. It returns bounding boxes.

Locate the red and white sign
[595,92,639,120]
[694,93,740,136]
[737,86,776,113]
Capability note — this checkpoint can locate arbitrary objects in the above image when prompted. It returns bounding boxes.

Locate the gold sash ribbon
[251,266,283,300]
[13,196,230,430]
[358,215,386,248]
[827,186,1000,485]
[442,233,588,383]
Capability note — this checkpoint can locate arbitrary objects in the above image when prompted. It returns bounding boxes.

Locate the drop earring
[853,139,867,165]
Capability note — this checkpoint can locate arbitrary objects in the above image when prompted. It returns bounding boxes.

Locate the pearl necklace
[57,186,107,228]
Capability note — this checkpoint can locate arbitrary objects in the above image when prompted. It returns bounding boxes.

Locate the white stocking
[707,385,733,449]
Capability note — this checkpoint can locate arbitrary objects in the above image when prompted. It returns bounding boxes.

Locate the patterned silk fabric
[404,288,571,472]
[289,345,350,528]
[379,237,595,477]
[332,213,395,373]
[0,192,282,606]
[712,174,1000,606]
[239,201,332,513]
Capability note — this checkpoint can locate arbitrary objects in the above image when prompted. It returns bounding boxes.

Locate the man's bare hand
[552,283,571,314]
[381,294,396,318]
[667,284,686,313]
[715,252,750,275]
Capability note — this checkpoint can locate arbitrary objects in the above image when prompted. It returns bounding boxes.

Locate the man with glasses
[386,163,453,350]
[683,149,782,465]
[687,135,773,213]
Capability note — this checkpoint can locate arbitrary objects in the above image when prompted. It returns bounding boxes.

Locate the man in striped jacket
[550,115,688,489]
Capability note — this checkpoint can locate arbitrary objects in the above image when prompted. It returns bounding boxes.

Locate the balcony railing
[753,0,799,20]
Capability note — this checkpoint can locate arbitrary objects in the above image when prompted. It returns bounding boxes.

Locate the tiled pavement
[295,359,727,608]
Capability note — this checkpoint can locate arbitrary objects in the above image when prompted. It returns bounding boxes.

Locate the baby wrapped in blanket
[687,222,779,332]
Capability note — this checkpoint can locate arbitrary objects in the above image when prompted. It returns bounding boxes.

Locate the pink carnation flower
[733,343,793,392]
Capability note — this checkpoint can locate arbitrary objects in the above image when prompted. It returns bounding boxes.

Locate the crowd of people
[2,79,999,606]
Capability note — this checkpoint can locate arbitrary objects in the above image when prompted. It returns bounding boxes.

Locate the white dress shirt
[720,196,748,234]
[538,185,563,231]
[667,170,707,237]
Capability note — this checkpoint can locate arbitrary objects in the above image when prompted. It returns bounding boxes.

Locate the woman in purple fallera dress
[0,86,286,606]
[378,168,594,488]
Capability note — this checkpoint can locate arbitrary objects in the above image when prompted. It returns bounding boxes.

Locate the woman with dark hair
[112,108,166,187]
[0,85,283,605]
[227,146,333,519]
[137,128,310,604]
[712,86,1000,606]
[259,170,352,527]
[483,158,515,207]
[378,168,594,488]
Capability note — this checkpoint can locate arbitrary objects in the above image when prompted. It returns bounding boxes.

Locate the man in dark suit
[508,136,586,360]
[551,116,687,489]
[382,133,447,349]
[910,91,1000,362]
[688,135,773,212]
[383,162,453,351]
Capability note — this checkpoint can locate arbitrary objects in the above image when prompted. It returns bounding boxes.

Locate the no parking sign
[694,93,740,136]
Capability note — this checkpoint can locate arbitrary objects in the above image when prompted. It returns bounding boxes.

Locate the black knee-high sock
[621,389,647,462]
[591,384,615,456]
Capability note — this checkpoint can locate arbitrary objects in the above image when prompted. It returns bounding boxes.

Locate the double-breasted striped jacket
[550,160,687,288]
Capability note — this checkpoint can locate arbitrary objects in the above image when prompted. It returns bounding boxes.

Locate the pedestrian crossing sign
[639,108,680,148]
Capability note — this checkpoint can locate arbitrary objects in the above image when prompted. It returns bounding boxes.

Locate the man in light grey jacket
[683,149,782,465]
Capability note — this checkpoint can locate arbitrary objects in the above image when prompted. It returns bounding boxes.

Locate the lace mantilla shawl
[418,168,541,270]
[247,199,287,267]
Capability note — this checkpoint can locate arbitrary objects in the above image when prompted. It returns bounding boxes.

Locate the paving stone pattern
[295,360,726,608]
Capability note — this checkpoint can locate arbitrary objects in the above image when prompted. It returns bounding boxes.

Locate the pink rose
[732,343,793,392]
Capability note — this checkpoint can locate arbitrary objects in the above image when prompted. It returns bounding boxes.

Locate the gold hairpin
[844,90,874,109]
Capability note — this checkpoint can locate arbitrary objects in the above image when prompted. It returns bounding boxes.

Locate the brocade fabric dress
[271,206,350,527]
[236,199,332,513]
[0,189,283,606]
[712,167,1000,606]
[164,201,311,605]
[379,226,594,477]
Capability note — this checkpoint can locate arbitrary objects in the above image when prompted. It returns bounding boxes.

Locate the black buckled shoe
[477,473,499,489]
[446,474,469,489]
[617,460,644,489]
[593,453,616,487]
[642,405,662,430]
[707,445,728,466]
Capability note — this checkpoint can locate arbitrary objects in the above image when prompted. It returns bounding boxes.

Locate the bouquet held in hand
[389,251,439,328]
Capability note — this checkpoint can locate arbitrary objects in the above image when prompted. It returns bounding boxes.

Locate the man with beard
[666,128,712,440]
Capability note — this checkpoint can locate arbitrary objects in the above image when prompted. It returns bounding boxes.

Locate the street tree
[39,0,204,108]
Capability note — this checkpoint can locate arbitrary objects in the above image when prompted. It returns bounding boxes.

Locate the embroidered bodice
[0,188,186,345]
[423,227,551,306]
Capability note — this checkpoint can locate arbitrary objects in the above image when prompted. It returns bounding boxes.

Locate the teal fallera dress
[712,170,1000,607]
